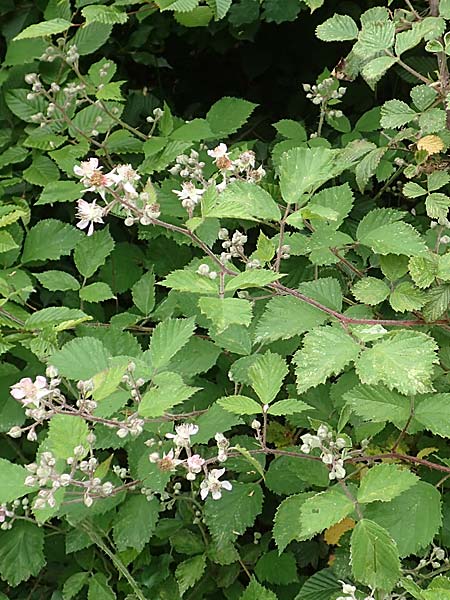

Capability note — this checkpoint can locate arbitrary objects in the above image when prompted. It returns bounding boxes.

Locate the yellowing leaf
[324,517,356,545]
[417,447,439,459]
[417,135,444,155]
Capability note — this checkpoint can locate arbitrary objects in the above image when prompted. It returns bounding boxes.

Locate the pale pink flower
[199,468,232,500]
[76,199,104,236]
[73,158,100,182]
[73,158,113,199]
[186,454,205,480]
[0,505,13,523]
[166,423,199,448]
[207,143,228,159]
[156,449,182,472]
[109,164,140,195]
[172,182,205,209]
[10,376,49,408]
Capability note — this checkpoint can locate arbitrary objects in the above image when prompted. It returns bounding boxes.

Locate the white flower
[341,583,356,595]
[300,433,321,449]
[74,158,101,182]
[156,449,182,472]
[73,158,113,198]
[166,423,199,448]
[186,454,205,480]
[207,143,228,159]
[109,164,140,195]
[317,424,329,439]
[172,182,205,209]
[10,376,49,408]
[200,468,232,500]
[76,199,104,236]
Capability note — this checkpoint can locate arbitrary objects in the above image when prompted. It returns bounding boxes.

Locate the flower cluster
[73,157,161,235]
[196,263,218,279]
[148,424,233,501]
[303,77,346,116]
[0,498,28,531]
[300,424,349,480]
[170,143,265,214]
[25,447,115,510]
[218,228,248,263]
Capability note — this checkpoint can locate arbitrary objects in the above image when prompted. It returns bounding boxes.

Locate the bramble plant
[5,0,450,599]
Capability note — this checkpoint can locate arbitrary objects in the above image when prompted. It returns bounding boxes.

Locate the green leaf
[36,181,84,206]
[356,331,438,395]
[279,147,335,204]
[88,573,116,600]
[199,297,252,333]
[403,182,427,198]
[0,521,45,586]
[82,5,128,24]
[316,14,358,41]
[206,0,232,19]
[355,20,395,58]
[255,549,298,584]
[204,482,263,548]
[274,119,307,140]
[344,384,411,426]
[355,147,388,192]
[273,493,314,552]
[175,6,213,27]
[0,231,19,253]
[23,155,60,186]
[307,183,354,229]
[92,362,129,402]
[426,193,450,220]
[268,398,311,416]
[296,569,342,600]
[362,56,397,87]
[206,181,281,221]
[298,487,355,540]
[389,282,426,312]
[22,219,82,263]
[225,269,282,291]
[72,21,112,55]
[350,519,400,592]
[409,253,439,288]
[357,209,426,256]
[139,371,200,417]
[35,271,80,292]
[171,119,214,141]
[14,18,72,40]
[176,554,206,596]
[149,317,195,371]
[25,307,89,329]
[45,414,89,460]
[357,464,418,504]
[381,100,417,128]
[415,393,450,437]
[423,284,450,320]
[365,482,442,556]
[206,97,257,136]
[240,577,277,600]
[80,282,115,303]
[5,89,47,123]
[74,227,115,278]
[217,395,262,415]
[160,270,219,294]
[63,572,89,600]
[0,459,35,503]
[248,351,287,404]
[113,496,159,552]
[294,326,360,393]
[131,271,155,316]
[352,277,390,305]
[50,337,111,380]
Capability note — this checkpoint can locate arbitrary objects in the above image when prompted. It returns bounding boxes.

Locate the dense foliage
[4,0,450,599]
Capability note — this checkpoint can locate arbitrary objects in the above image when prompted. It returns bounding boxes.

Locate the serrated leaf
[63,572,89,600]
[355,147,387,191]
[316,14,358,41]
[206,0,232,19]
[149,317,195,371]
[199,297,252,333]
[352,277,390,305]
[82,5,128,24]
[139,371,200,417]
[355,331,438,395]
[423,284,450,320]
[324,517,356,545]
[403,182,427,198]
[362,56,397,87]
[255,550,298,585]
[307,183,354,229]
[160,269,219,294]
[113,496,159,552]
[298,487,355,540]
[206,181,281,221]
[45,414,89,459]
[206,97,257,136]
[88,573,116,600]
[279,147,335,204]
[344,384,411,426]
[22,219,82,263]
[350,519,400,592]
[268,398,312,416]
[217,395,261,415]
[248,351,287,404]
[131,271,155,316]
[365,482,441,556]
[14,18,72,40]
[389,282,426,312]
[273,493,314,552]
[73,227,115,278]
[0,522,45,587]
[415,393,450,437]
[381,100,417,128]
[240,577,277,600]
[409,253,439,288]
[80,282,114,303]
[225,269,282,291]
[296,569,342,600]
[176,554,206,596]
[294,326,360,394]
[50,337,111,380]
[357,208,426,256]
[203,482,263,548]
[355,20,395,58]
[357,464,418,504]
[36,180,84,206]
[0,459,35,504]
